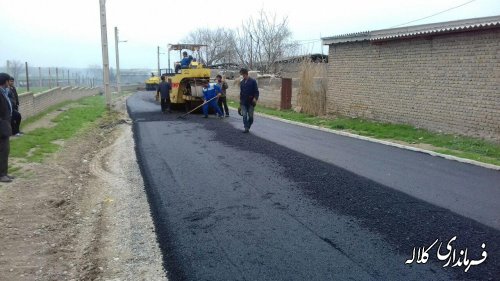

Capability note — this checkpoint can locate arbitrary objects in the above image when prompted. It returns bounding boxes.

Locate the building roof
[274,53,328,64]
[207,63,240,69]
[168,43,207,51]
[322,15,500,45]
[321,31,371,45]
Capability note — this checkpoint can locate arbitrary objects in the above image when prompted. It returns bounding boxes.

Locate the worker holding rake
[201,81,224,118]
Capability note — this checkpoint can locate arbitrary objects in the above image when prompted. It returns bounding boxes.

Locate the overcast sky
[1,0,499,70]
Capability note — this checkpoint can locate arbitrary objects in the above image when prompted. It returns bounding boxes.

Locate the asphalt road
[128,91,500,281]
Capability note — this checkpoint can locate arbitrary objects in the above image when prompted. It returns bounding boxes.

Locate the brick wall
[18,86,99,119]
[326,28,500,141]
[226,77,300,109]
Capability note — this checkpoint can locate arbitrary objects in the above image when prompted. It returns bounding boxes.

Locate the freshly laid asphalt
[128,91,500,281]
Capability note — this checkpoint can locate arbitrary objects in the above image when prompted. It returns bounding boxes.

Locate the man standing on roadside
[239,68,259,133]
[7,77,22,136]
[157,75,171,114]
[0,73,13,182]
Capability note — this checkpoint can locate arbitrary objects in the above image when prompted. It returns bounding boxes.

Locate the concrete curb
[238,108,500,171]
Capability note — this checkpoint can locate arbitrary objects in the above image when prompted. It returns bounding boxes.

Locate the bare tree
[183,28,236,66]
[232,27,252,68]
[235,9,296,73]
[182,9,297,74]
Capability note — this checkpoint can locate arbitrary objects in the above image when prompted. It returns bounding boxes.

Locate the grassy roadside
[10,95,107,163]
[227,100,500,166]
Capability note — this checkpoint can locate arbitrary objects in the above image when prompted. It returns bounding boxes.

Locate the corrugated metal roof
[371,15,500,41]
[274,53,328,64]
[321,31,370,45]
[322,15,500,45]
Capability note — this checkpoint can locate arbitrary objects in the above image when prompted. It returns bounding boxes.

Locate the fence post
[67,70,70,86]
[48,68,52,88]
[56,67,59,87]
[25,62,30,92]
[38,67,42,87]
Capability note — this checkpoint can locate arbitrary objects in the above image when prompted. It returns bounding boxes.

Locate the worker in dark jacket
[0,73,13,182]
[7,77,22,136]
[216,74,229,117]
[157,75,172,113]
[239,68,259,133]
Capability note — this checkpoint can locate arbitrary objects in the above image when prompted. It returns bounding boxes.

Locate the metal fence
[1,61,100,93]
[2,60,153,93]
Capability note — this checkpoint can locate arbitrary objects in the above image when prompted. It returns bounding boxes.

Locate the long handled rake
[177,95,218,119]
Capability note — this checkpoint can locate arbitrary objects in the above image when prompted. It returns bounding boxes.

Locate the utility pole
[99,0,111,108]
[38,67,42,87]
[56,67,59,87]
[157,46,160,77]
[115,26,121,94]
[167,44,171,74]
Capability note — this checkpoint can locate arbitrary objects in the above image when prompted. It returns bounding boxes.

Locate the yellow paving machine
[145,72,160,91]
[159,44,211,111]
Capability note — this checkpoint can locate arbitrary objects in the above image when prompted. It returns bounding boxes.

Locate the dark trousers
[11,110,21,135]
[241,103,254,129]
[0,137,9,176]
[218,96,229,116]
[161,97,171,112]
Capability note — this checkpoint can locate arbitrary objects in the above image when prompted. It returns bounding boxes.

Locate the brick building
[322,16,500,142]
[271,54,328,78]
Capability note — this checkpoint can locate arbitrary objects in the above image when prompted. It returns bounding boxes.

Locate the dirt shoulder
[0,95,167,280]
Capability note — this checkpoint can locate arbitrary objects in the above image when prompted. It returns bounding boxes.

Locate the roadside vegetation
[10,95,107,163]
[227,99,500,166]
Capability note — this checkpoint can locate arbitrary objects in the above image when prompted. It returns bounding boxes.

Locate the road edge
[247,110,500,171]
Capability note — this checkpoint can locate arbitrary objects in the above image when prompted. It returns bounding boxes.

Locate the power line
[389,0,478,28]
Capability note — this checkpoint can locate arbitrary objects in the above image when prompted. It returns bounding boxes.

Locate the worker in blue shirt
[181,51,193,68]
[239,68,259,133]
[175,51,193,73]
[201,81,223,118]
